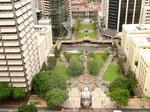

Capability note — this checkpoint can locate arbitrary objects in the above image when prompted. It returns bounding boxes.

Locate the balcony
[3,41,19,47]
[0,77,10,82]
[11,77,26,82]
[0,20,15,26]
[2,34,18,40]
[6,54,21,59]
[16,9,23,17]
[1,27,17,33]
[10,72,24,76]
[5,47,20,53]
[0,54,5,59]
[12,83,26,87]
[0,66,8,71]
[9,66,24,71]
[8,60,22,65]
[0,72,9,76]
[0,12,14,18]
[0,60,6,65]
[0,4,12,10]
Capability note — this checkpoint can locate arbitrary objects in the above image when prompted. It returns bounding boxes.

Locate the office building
[121,24,150,56]
[127,36,150,72]
[140,0,150,24]
[136,49,150,96]
[0,0,53,89]
[48,0,68,38]
[106,0,143,32]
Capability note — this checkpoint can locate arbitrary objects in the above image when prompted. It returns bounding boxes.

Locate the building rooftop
[122,24,150,33]
[131,36,150,46]
[140,49,150,66]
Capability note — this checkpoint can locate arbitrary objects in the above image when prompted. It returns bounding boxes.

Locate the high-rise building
[0,0,40,89]
[106,0,143,32]
[49,0,68,38]
[140,0,150,24]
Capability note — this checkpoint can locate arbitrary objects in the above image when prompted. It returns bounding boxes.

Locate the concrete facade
[136,49,150,96]
[0,0,53,89]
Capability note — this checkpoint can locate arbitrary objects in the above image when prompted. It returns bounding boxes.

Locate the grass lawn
[75,22,96,39]
[52,64,70,80]
[79,23,96,30]
[103,62,120,82]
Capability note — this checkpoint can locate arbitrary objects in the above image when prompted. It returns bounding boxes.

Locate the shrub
[18,104,37,112]
[0,83,11,100]
[12,88,26,99]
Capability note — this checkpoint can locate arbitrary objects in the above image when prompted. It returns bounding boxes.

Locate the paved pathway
[60,54,69,67]
[97,54,113,80]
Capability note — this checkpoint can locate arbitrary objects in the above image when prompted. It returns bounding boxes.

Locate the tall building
[121,24,150,96]
[49,0,68,38]
[140,0,150,24]
[106,0,143,32]
[0,0,40,89]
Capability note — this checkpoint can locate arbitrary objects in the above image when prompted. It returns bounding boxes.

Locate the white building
[34,19,53,68]
[0,0,53,89]
[136,49,150,96]
[121,24,150,56]
[127,36,150,72]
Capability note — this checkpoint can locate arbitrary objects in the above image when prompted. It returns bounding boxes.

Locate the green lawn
[75,22,96,39]
[79,23,96,30]
[52,64,70,80]
[103,63,120,82]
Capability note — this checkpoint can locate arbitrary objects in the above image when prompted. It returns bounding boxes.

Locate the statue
[81,87,91,108]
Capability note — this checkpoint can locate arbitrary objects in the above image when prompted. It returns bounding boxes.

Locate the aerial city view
[0,0,150,112]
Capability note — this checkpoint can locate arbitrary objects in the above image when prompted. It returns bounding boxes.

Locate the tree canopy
[45,88,68,108]
[12,88,26,99]
[0,83,11,100]
[68,56,84,76]
[109,88,130,106]
[87,58,99,75]
[32,71,51,97]
[18,104,37,112]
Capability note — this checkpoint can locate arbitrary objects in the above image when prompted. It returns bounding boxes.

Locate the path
[60,54,69,67]
[97,54,113,80]
[83,52,88,75]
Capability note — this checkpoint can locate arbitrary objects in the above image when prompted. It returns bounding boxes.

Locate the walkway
[60,54,69,67]
[97,54,114,80]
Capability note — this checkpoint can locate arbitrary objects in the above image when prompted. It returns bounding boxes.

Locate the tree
[49,73,67,90]
[54,46,60,58]
[109,77,136,93]
[32,71,51,97]
[45,88,68,108]
[68,56,84,76]
[109,88,130,106]
[47,56,56,70]
[87,58,99,75]
[12,88,26,99]
[109,77,130,92]
[0,83,11,100]
[18,104,37,112]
